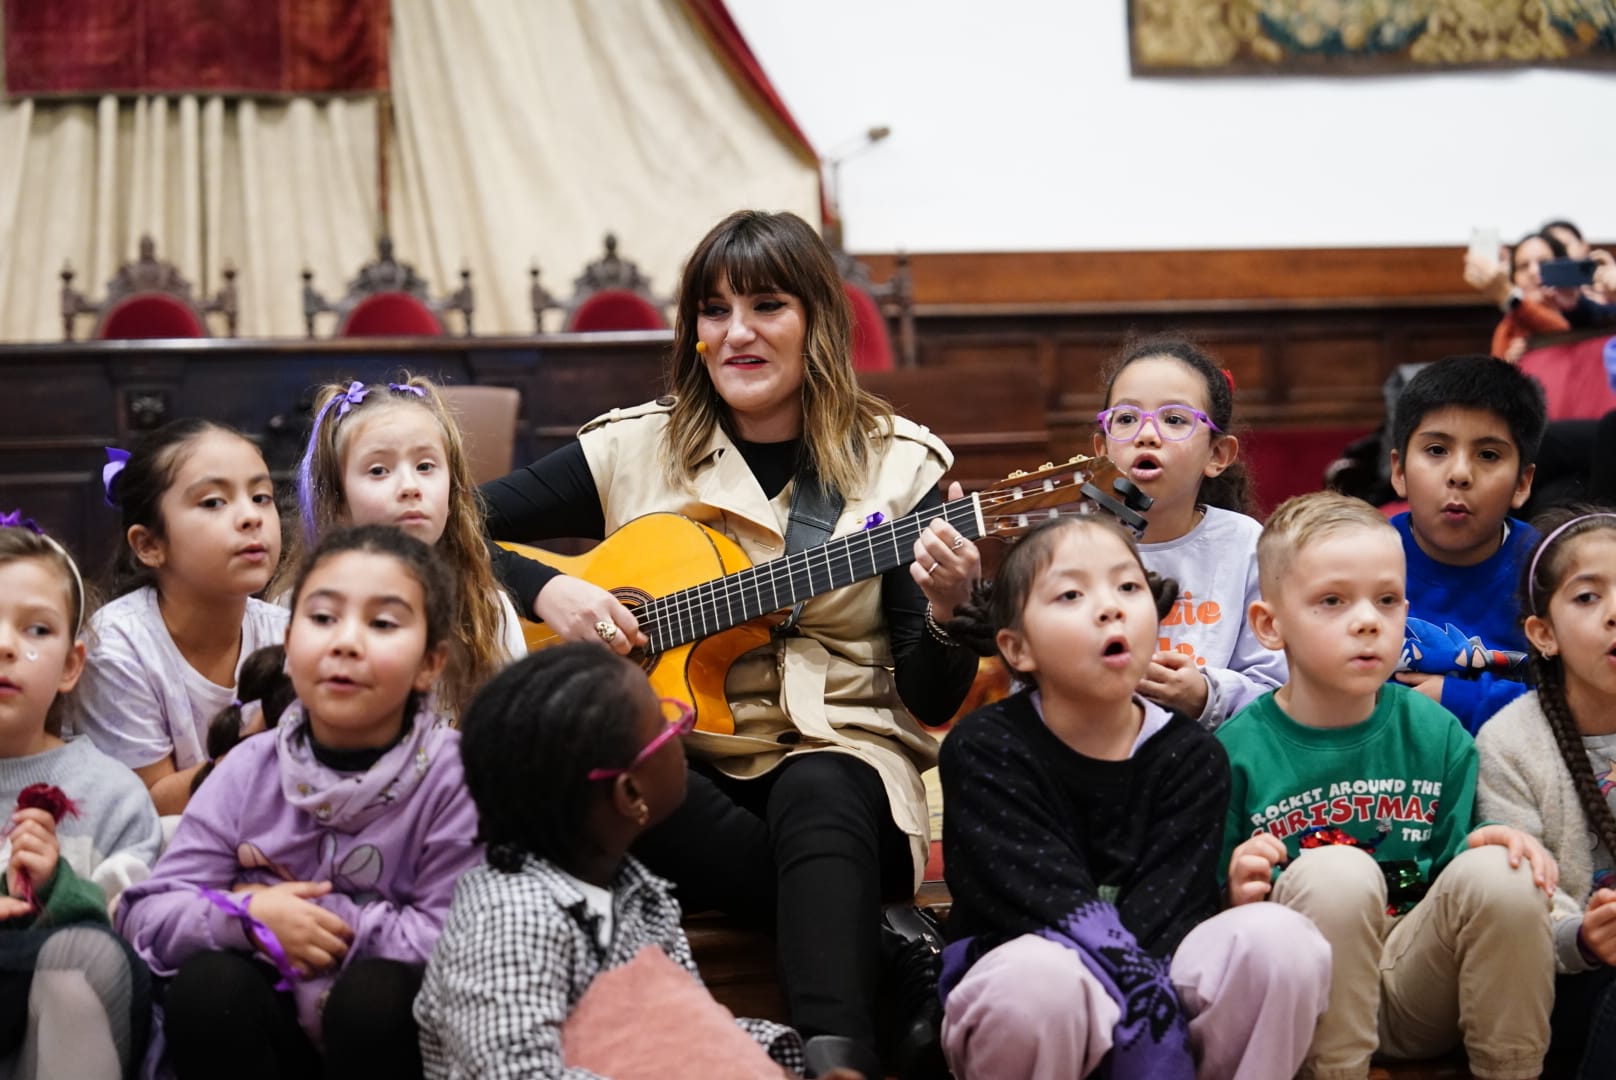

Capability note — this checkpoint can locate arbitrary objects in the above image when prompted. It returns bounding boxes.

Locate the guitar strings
[631,471,1101,651]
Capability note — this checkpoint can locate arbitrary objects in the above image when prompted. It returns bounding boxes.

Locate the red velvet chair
[534,234,670,333]
[60,235,237,340]
[1519,333,1616,421]
[835,249,915,371]
[303,237,474,338]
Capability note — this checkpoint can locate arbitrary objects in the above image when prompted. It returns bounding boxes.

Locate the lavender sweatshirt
[115,703,482,1037]
[1138,507,1288,730]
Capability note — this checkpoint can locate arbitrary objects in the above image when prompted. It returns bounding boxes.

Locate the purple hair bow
[388,382,425,398]
[0,509,42,534]
[295,382,372,543]
[102,448,131,507]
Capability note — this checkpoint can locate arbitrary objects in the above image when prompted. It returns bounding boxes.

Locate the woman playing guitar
[483,210,980,1080]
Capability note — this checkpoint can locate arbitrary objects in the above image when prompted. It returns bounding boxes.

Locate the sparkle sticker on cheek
[24,650,38,662]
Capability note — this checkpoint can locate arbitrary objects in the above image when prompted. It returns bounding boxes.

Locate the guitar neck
[636,495,985,653]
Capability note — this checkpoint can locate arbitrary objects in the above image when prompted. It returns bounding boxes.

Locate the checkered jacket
[415,853,804,1078]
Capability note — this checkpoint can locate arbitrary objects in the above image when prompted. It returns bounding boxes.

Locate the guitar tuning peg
[1038,462,1054,471]
[1067,454,1089,464]
[1006,469,1027,479]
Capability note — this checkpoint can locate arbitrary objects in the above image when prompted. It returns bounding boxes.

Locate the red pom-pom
[16,784,79,824]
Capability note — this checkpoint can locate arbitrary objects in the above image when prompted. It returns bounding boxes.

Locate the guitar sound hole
[613,587,657,674]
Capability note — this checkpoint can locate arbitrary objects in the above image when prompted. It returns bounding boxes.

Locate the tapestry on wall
[3,0,390,97]
[1129,0,1616,74]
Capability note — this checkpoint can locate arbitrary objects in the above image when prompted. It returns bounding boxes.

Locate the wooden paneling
[859,246,1482,307]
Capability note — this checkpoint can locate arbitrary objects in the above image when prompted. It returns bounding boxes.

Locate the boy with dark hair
[1387,355,1546,733]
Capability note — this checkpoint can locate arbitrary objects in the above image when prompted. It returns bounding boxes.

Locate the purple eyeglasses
[1096,403,1221,443]
[587,698,696,781]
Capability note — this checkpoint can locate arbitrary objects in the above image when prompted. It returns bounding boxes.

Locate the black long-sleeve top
[940,691,1231,959]
[480,439,977,726]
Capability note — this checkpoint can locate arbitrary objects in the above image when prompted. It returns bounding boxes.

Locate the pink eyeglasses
[587,698,696,781]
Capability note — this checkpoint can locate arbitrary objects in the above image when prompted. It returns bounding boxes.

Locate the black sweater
[480,440,977,726]
[941,691,1231,959]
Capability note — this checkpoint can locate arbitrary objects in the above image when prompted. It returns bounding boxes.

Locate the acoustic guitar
[499,455,1151,735]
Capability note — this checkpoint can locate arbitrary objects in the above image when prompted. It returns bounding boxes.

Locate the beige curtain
[387,0,821,333]
[0,93,378,340]
[0,0,820,341]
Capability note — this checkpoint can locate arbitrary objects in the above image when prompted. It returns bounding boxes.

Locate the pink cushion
[98,294,207,339]
[568,290,667,332]
[339,292,445,337]
[561,945,782,1079]
[844,283,895,372]
[1519,335,1616,421]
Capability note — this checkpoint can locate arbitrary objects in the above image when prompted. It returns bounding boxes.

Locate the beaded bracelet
[924,602,958,647]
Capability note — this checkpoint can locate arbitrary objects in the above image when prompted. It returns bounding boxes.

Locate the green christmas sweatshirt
[1215,683,1477,914]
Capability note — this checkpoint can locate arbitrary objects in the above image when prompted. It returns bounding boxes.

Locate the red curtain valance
[3,0,389,97]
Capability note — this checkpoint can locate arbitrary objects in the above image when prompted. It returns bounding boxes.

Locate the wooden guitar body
[500,514,773,735]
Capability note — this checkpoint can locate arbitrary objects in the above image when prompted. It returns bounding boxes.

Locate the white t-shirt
[65,586,290,771]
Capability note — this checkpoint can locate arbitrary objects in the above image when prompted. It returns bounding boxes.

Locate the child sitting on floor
[1386,355,1546,733]
[415,643,860,1080]
[116,526,482,1080]
[1092,336,1286,729]
[1222,491,1556,1079]
[936,514,1329,1080]
[0,517,162,1078]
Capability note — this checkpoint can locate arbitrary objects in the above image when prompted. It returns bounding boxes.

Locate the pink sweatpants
[941,903,1331,1080]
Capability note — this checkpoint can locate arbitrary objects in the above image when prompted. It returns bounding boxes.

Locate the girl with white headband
[1477,506,1616,1080]
[0,516,163,1078]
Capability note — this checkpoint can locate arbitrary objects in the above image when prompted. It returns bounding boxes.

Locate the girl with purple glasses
[1092,337,1285,731]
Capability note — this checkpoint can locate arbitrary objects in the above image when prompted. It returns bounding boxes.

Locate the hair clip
[295,381,372,544]
[0,509,43,535]
[388,382,426,398]
[102,447,131,507]
[1221,368,1236,393]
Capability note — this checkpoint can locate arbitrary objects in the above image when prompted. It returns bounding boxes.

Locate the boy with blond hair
[1216,492,1555,1080]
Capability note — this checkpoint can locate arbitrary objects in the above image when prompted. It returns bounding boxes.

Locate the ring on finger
[594,620,619,644]
[951,536,967,550]
[925,560,938,574]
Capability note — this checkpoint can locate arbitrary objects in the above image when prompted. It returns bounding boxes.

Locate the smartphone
[1539,258,1598,289]
[1467,226,1500,263]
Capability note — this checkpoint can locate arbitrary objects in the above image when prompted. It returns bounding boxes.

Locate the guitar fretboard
[636,496,983,653]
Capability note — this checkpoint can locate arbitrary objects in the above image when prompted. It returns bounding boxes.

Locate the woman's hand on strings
[911,482,981,620]
[533,575,647,656]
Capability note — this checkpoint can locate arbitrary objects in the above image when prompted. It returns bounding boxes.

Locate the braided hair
[1521,505,1616,861]
[459,644,646,872]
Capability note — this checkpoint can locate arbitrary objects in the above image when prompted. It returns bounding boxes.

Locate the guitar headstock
[976,454,1153,540]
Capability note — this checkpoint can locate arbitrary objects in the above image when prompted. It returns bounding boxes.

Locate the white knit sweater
[1476,690,1607,974]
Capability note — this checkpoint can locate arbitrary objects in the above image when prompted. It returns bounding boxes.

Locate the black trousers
[164,951,424,1080]
[633,751,914,1048]
[1552,966,1616,1080]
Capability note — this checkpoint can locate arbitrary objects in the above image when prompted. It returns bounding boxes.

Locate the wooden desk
[0,335,1053,572]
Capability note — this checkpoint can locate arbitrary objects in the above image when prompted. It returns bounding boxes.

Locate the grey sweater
[0,738,163,906]
[1476,691,1604,974]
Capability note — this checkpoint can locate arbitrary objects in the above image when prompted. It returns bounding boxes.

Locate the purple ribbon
[296,382,372,543]
[198,887,300,991]
[102,448,131,507]
[388,382,425,398]
[0,509,42,535]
